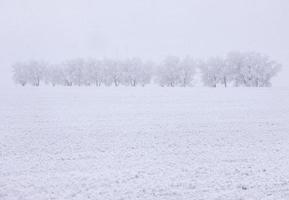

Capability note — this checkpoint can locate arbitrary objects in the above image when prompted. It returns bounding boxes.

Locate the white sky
[0,0,289,87]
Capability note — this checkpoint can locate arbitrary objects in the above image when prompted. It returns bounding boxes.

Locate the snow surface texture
[1,87,289,200]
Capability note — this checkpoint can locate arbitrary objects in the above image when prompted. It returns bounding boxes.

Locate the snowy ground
[1,87,289,200]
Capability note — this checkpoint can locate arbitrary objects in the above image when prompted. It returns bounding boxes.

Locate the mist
[1,0,289,87]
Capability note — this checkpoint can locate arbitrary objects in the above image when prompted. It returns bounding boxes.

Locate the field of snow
[1,87,289,200]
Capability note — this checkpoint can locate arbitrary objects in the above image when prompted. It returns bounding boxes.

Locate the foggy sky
[1,0,289,87]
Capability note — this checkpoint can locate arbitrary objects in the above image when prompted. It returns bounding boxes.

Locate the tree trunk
[114,80,118,87]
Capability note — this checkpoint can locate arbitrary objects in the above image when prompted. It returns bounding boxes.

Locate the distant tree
[156,56,181,87]
[29,61,47,86]
[121,58,153,86]
[200,57,224,87]
[63,58,86,86]
[206,56,233,87]
[138,60,154,86]
[226,52,245,87]
[178,56,197,87]
[156,56,197,87]
[227,51,281,87]
[121,58,139,86]
[83,59,103,86]
[45,65,65,86]
[12,62,29,86]
[102,59,122,86]
[12,61,46,86]
[218,59,234,88]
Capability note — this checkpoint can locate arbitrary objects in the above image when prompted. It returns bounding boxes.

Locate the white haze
[0,0,289,88]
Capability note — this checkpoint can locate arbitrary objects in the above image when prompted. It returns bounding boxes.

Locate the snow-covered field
[1,87,289,200]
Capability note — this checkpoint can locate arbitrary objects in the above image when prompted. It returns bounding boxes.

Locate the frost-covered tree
[156,56,181,87]
[12,62,29,86]
[83,59,103,86]
[138,60,154,86]
[120,58,153,86]
[44,65,56,86]
[121,58,141,86]
[218,59,234,88]
[12,61,46,86]
[44,65,66,86]
[28,61,47,86]
[206,57,233,87]
[156,56,197,87]
[62,58,86,86]
[226,52,244,87]
[178,56,197,87]
[102,59,122,86]
[227,51,281,87]
[200,52,281,87]
[200,57,224,87]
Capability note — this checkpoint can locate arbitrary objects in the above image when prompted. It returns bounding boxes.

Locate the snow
[1,87,289,200]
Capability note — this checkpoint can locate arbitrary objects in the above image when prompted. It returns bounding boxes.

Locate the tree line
[12,51,281,87]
